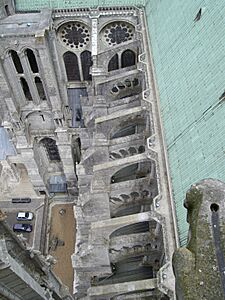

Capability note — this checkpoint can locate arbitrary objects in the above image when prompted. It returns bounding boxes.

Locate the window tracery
[103,22,134,46]
[59,22,90,50]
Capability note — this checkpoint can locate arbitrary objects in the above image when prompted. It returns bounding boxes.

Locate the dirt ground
[49,203,75,294]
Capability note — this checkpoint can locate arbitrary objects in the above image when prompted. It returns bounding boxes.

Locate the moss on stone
[173,180,225,300]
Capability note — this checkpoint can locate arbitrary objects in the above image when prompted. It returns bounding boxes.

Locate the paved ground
[2,198,44,248]
[5,210,35,244]
[1,164,76,294]
[49,203,76,294]
[0,164,44,248]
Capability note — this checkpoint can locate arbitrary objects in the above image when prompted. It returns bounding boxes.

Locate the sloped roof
[14,0,145,11]
[0,127,16,160]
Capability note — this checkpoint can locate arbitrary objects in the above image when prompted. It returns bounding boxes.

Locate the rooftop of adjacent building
[0,9,51,35]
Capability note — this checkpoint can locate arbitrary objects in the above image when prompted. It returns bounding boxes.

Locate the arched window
[20,77,33,101]
[81,50,92,81]
[63,52,80,81]
[108,54,119,72]
[10,50,23,74]
[25,49,39,73]
[40,138,60,161]
[121,50,136,68]
[35,77,46,100]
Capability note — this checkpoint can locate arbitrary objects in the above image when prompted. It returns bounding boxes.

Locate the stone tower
[0,1,178,299]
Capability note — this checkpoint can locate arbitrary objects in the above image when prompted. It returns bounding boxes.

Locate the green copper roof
[15,0,145,11]
[146,0,225,245]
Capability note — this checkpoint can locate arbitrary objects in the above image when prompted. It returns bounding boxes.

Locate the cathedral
[0,0,224,299]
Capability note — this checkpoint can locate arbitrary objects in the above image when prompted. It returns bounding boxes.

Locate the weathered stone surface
[0,4,178,299]
[173,179,225,300]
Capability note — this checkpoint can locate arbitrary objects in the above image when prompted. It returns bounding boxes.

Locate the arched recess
[121,49,136,68]
[26,111,55,131]
[25,49,39,73]
[111,124,136,139]
[111,161,152,184]
[80,50,92,81]
[40,138,60,161]
[20,77,33,101]
[9,50,23,73]
[111,163,138,183]
[110,191,155,218]
[110,116,147,140]
[35,77,46,100]
[108,54,119,72]
[109,220,164,266]
[110,77,141,100]
[110,221,150,238]
[94,220,165,286]
[63,51,80,81]
[5,5,10,16]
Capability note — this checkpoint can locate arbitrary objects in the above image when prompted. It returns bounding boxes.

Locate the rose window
[103,22,134,46]
[59,22,90,50]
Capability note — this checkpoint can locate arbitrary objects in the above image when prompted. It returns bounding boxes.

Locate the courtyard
[48,203,76,294]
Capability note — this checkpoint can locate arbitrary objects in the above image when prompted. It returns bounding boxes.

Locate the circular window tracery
[59,22,90,50]
[103,22,134,46]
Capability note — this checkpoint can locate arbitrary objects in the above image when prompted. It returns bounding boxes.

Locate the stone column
[36,41,62,110]
[4,97,20,126]
[2,54,26,106]
[0,160,20,194]
[46,30,69,107]
[20,52,40,105]
[17,134,45,193]
[90,15,106,78]
[56,128,78,196]
[91,17,98,67]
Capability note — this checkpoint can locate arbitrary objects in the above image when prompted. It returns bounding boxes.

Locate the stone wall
[0,6,177,299]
